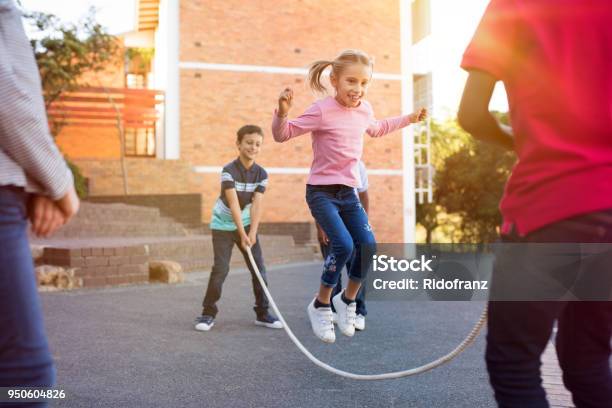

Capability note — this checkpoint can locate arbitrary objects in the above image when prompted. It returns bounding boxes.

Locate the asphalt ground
[41,261,496,408]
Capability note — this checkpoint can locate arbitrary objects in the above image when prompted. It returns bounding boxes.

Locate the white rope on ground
[246,247,488,380]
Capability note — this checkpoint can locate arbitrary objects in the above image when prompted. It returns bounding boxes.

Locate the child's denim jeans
[487,210,612,407]
[0,187,55,401]
[320,242,367,315]
[305,184,376,289]
[201,225,270,318]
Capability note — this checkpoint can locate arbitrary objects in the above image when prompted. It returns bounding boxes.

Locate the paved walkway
[542,341,575,408]
[40,261,577,408]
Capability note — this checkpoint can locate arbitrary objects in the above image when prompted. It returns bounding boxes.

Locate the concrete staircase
[47,203,190,238]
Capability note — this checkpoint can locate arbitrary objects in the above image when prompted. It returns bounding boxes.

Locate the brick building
[55,0,427,243]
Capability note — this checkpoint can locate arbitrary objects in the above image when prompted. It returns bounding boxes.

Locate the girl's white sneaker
[332,290,356,337]
[307,298,335,343]
[355,314,365,331]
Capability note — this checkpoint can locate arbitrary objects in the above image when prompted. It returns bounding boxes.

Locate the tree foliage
[24,8,119,111]
[416,201,439,244]
[21,6,119,198]
[416,115,516,243]
[435,138,516,243]
[415,118,470,243]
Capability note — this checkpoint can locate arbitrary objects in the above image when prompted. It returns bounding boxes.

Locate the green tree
[25,8,119,113]
[22,7,119,198]
[415,118,470,242]
[416,115,515,243]
[416,201,439,244]
[429,119,471,169]
[434,117,516,243]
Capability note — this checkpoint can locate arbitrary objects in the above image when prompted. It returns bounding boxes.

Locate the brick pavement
[542,333,575,408]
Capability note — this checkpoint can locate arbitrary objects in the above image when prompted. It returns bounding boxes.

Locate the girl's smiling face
[330,63,372,108]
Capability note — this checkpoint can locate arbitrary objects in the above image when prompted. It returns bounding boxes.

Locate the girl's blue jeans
[305,184,376,289]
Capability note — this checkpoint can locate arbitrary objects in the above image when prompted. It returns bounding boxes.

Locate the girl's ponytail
[307,60,332,94]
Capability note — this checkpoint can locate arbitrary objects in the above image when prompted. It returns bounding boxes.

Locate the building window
[412,0,431,44]
[126,74,146,89]
[125,48,154,89]
[125,127,156,157]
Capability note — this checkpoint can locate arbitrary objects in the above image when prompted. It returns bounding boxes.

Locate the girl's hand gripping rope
[410,108,428,123]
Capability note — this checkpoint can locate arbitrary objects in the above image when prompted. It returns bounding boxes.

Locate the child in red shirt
[459,1,612,406]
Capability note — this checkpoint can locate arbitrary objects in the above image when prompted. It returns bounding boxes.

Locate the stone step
[78,202,162,222]
[35,202,194,239]
[50,220,189,238]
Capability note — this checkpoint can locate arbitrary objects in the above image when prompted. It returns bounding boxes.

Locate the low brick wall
[257,222,317,245]
[42,246,150,288]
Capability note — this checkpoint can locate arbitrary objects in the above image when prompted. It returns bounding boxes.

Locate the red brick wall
[180,0,401,73]
[179,0,406,243]
[73,158,202,196]
[368,175,404,243]
[180,70,404,168]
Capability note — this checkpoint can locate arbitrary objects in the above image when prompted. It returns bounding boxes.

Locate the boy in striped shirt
[195,125,282,331]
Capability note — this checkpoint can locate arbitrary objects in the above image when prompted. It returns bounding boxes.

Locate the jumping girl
[272,49,426,343]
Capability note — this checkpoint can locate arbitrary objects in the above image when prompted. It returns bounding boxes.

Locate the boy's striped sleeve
[220,168,235,190]
[255,169,268,193]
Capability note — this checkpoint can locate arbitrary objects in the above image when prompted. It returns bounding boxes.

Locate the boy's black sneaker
[194,315,215,331]
[254,313,283,329]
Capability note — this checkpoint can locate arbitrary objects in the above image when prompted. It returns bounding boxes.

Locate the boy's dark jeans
[0,187,55,404]
[320,242,367,316]
[201,226,270,318]
[487,210,612,408]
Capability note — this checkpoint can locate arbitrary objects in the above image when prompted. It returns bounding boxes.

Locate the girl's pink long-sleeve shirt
[272,96,412,188]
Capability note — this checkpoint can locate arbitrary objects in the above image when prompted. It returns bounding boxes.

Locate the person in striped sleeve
[1,0,80,395]
[194,125,282,332]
